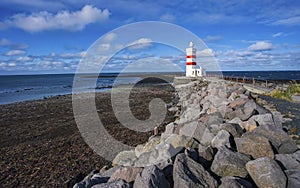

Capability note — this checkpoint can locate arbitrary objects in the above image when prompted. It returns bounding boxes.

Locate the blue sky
[0,0,300,74]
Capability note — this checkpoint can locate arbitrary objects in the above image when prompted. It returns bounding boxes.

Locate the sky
[0,0,300,74]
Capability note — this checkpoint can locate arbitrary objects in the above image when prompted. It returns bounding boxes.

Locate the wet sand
[0,85,175,187]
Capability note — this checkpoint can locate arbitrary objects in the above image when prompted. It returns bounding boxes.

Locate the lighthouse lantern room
[185,42,205,77]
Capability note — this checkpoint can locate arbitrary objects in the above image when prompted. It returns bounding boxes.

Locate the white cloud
[248,41,273,51]
[102,33,117,42]
[4,49,26,56]
[197,48,214,56]
[5,5,110,32]
[203,35,222,42]
[160,13,176,22]
[272,32,283,37]
[97,43,111,52]
[272,16,300,26]
[8,62,16,67]
[128,38,152,50]
[0,38,11,46]
[16,56,32,61]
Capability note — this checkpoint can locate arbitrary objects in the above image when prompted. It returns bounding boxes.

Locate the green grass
[270,89,292,101]
[288,83,300,95]
[269,83,300,101]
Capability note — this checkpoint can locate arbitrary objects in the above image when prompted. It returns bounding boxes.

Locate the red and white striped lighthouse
[186,42,197,77]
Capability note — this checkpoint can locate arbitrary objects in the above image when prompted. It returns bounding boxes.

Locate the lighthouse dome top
[189,41,194,47]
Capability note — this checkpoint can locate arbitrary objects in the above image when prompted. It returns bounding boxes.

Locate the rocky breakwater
[74,78,300,188]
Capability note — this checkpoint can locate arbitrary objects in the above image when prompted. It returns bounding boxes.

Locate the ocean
[0,71,299,105]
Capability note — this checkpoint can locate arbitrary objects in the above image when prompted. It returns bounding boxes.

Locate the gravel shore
[0,85,175,187]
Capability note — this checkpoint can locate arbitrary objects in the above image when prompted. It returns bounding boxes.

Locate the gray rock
[200,128,215,146]
[227,106,255,121]
[179,121,205,141]
[275,151,300,170]
[235,134,274,159]
[221,123,244,138]
[173,153,218,188]
[198,145,215,162]
[91,179,131,188]
[164,122,176,135]
[228,117,242,125]
[73,174,109,188]
[211,146,250,178]
[211,130,232,149]
[219,176,254,188]
[133,165,170,188]
[109,166,143,183]
[246,157,286,188]
[207,112,224,125]
[134,134,193,167]
[249,113,275,127]
[112,150,136,166]
[251,126,298,154]
[285,169,300,188]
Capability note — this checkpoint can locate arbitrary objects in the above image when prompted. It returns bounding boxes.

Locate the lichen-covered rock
[235,134,274,159]
[133,165,170,188]
[173,153,218,188]
[211,130,232,149]
[219,176,254,188]
[211,146,250,178]
[109,166,143,183]
[285,169,300,188]
[275,151,300,170]
[112,150,136,166]
[251,125,298,154]
[135,136,160,157]
[246,157,286,188]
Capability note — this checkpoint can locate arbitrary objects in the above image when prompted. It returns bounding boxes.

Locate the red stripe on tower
[186,62,196,65]
[186,55,196,58]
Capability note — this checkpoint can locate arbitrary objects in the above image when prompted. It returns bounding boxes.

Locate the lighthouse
[185,42,205,77]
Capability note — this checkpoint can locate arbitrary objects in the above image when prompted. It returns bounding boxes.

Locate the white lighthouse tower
[185,42,205,77]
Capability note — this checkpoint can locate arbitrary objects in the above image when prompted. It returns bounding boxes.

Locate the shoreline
[0,85,175,187]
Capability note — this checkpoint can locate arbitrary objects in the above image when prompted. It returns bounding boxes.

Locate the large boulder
[73,174,109,188]
[211,130,232,149]
[134,134,194,167]
[251,125,298,154]
[108,166,143,183]
[285,169,300,188]
[235,134,274,159]
[133,165,170,188]
[211,146,251,178]
[173,153,218,188]
[135,136,160,157]
[112,150,136,166]
[246,157,286,188]
[221,123,244,138]
[91,179,131,188]
[229,98,247,109]
[275,151,300,170]
[219,176,254,188]
[179,121,205,141]
[248,113,275,127]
